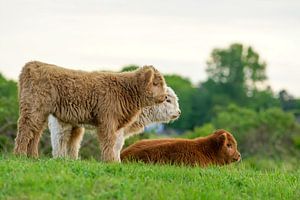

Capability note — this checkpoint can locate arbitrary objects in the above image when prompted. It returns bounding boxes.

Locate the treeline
[0,43,300,160]
[165,44,300,131]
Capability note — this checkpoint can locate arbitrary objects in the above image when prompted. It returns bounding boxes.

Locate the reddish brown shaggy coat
[121,130,241,167]
[14,61,167,162]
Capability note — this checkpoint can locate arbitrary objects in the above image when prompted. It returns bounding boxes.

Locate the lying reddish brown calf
[121,129,241,167]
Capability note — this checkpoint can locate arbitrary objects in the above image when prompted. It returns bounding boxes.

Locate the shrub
[182,123,215,139]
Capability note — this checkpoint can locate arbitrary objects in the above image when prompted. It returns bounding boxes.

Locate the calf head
[213,129,241,164]
[137,66,167,106]
[150,87,181,123]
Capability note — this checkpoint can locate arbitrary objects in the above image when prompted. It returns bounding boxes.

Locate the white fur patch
[48,115,73,158]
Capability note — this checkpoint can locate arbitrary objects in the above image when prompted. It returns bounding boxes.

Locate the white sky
[0,0,299,96]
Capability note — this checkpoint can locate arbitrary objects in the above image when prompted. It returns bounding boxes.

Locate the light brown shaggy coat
[14,61,167,162]
[121,130,241,167]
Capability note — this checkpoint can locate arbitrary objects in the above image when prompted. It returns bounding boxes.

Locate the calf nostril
[178,110,181,115]
[165,96,168,100]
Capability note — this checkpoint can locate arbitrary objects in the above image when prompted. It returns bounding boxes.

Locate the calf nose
[237,153,241,161]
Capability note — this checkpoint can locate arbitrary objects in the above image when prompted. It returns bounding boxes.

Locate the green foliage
[279,90,300,114]
[212,104,259,138]
[202,43,277,116]
[258,108,295,137]
[0,74,18,125]
[0,156,299,200]
[292,135,300,149]
[243,156,300,171]
[77,131,103,160]
[0,74,18,97]
[164,75,202,130]
[124,132,158,148]
[247,88,280,111]
[0,135,13,153]
[212,105,297,140]
[0,74,18,153]
[206,43,267,89]
[120,65,139,72]
[182,123,215,139]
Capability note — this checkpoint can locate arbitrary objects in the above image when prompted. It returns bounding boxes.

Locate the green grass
[0,155,299,200]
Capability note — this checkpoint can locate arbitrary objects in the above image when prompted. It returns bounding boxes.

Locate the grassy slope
[0,156,299,200]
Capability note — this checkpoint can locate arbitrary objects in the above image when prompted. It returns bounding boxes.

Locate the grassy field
[0,155,299,200]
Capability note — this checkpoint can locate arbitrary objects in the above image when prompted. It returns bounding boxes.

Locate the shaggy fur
[14,61,167,162]
[121,130,241,167]
[48,87,180,159]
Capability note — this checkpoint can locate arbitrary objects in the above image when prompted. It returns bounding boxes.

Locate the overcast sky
[0,0,299,96]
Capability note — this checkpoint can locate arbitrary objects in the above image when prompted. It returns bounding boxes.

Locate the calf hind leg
[14,112,48,158]
[68,127,85,159]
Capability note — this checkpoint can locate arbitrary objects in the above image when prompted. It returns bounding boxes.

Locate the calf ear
[139,66,154,86]
[217,133,227,145]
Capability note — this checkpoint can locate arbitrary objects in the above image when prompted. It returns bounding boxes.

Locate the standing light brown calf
[121,130,241,167]
[14,61,167,162]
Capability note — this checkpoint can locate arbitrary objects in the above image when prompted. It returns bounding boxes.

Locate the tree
[279,90,297,111]
[278,90,300,120]
[206,43,267,100]
[247,87,280,111]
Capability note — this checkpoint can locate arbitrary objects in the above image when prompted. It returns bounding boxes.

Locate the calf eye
[153,82,159,86]
[166,99,171,103]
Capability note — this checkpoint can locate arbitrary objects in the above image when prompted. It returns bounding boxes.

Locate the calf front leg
[97,123,119,163]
